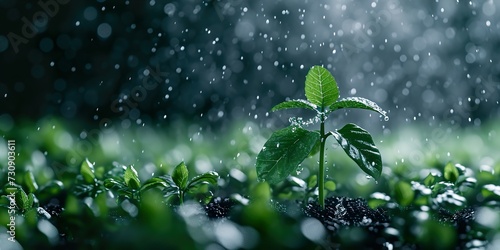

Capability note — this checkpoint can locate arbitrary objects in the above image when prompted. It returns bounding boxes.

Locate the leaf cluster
[257,65,387,185]
[72,159,219,206]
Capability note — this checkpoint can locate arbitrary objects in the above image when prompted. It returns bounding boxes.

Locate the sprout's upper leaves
[271,99,318,112]
[124,165,141,189]
[172,162,189,190]
[81,158,96,184]
[256,126,320,184]
[305,66,339,110]
[330,123,382,179]
[329,97,387,118]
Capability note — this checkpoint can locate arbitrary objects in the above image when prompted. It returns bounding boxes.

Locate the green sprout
[256,65,387,208]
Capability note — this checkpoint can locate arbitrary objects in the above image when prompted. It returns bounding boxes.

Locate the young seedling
[256,65,387,209]
[75,158,106,198]
[104,164,143,205]
[141,162,219,205]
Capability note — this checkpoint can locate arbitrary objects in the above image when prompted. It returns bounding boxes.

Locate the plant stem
[318,114,326,209]
[179,191,184,205]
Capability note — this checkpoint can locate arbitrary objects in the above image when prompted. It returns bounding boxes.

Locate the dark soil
[437,207,478,248]
[304,197,390,249]
[203,196,477,249]
[304,197,389,231]
[303,197,478,249]
[42,199,65,218]
[204,197,236,218]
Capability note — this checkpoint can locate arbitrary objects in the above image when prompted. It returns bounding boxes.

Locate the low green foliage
[256,65,387,208]
[76,160,220,206]
[141,161,219,204]
[1,112,499,249]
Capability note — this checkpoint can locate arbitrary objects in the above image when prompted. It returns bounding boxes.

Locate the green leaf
[80,158,96,184]
[163,186,180,199]
[25,171,39,193]
[256,126,320,184]
[104,177,127,191]
[329,97,387,118]
[15,188,31,210]
[444,163,459,183]
[307,175,318,189]
[423,173,436,187]
[250,182,271,202]
[124,165,141,189]
[431,181,454,197]
[172,162,189,190]
[271,99,318,112]
[27,193,36,208]
[330,123,382,179]
[325,180,336,191]
[198,191,214,205]
[308,137,321,156]
[305,65,339,110]
[140,177,168,192]
[157,175,177,188]
[394,181,414,206]
[187,171,219,190]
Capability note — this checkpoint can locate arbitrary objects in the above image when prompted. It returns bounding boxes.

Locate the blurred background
[1,0,499,130]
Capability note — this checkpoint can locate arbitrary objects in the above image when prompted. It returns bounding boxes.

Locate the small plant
[141,161,219,204]
[78,158,219,206]
[104,164,143,205]
[75,158,107,198]
[256,65,387,208]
